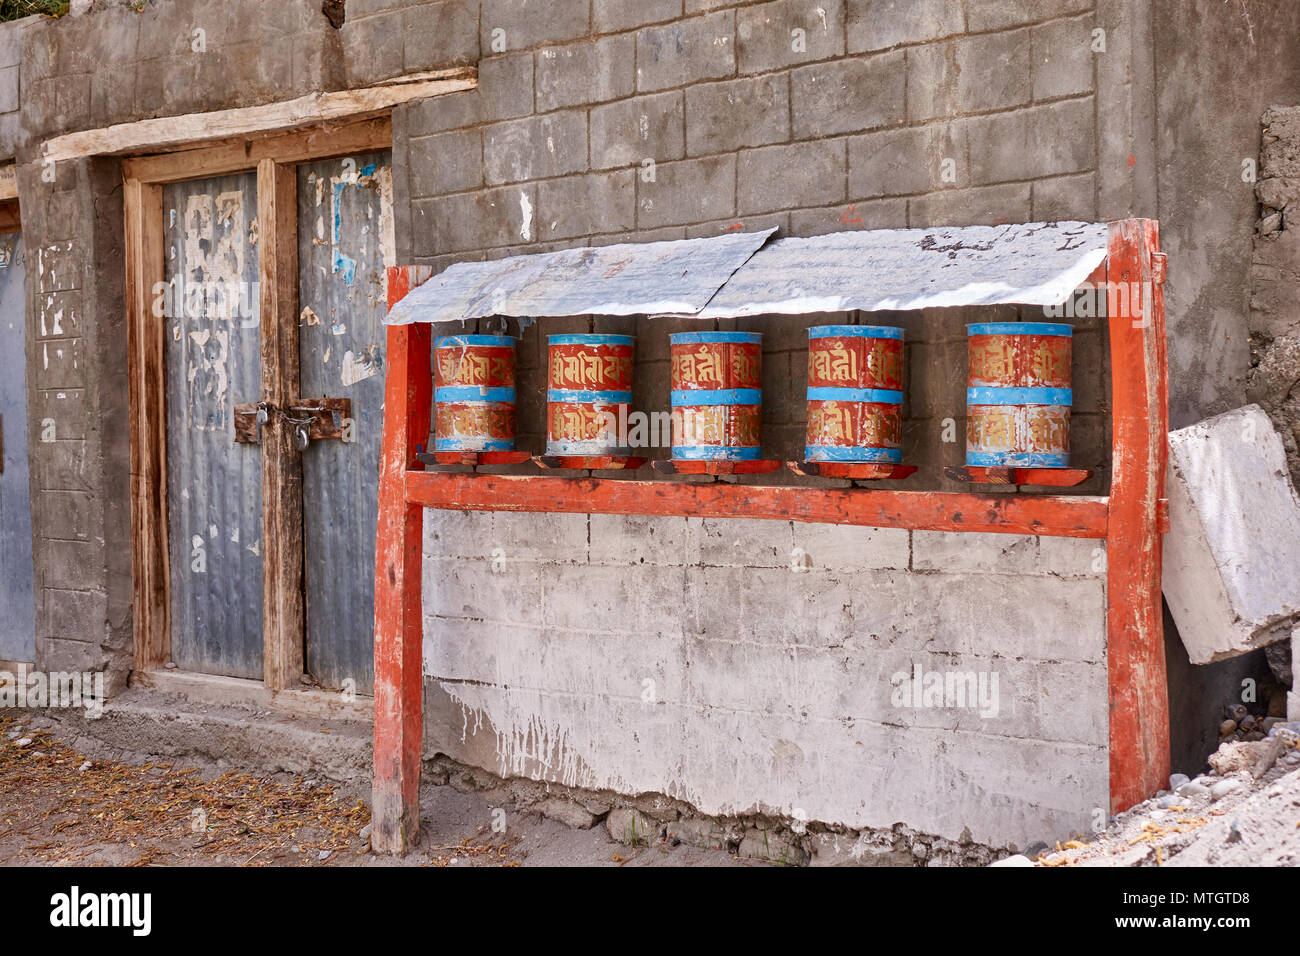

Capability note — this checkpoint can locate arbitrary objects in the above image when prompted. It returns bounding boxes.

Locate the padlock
[294,424,310,451]
[256,407,269,426]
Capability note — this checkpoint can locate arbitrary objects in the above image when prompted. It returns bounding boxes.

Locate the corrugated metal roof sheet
[384,228,776,325]
[385,221,1111,324]
[687,221,1110,318]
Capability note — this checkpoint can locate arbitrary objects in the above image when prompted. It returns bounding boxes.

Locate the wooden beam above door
[49,65,474,172]
[121,116,396,185]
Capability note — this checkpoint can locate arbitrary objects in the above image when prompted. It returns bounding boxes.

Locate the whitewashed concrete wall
[422,510,1108,850]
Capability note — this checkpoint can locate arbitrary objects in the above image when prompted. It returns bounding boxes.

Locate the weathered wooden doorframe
[0,188,27,673]
[124,116,392,692]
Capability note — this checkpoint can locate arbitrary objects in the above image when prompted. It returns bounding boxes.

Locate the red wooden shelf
[787,460,918,480]
[534,454,647,471]
[418,450,532,467]
[406,471,1110,539]
[650,458,784,476]
[944,465,1093,487]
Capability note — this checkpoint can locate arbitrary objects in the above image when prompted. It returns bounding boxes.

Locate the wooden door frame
[0,187,22,671]
[124,115,393,692]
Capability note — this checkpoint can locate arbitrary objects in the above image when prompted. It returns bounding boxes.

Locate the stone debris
[1021,719,1300,867]
[605,808,658,847]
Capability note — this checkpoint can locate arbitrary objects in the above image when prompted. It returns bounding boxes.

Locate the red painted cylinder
[805,325,904,463]
[546,333,635,455]
[433,334,517,452]
[669,331,762,460]
[966,322,1072,467]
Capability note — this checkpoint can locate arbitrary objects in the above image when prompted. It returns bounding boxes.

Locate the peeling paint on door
[297,150,392,694]
[163,171,263,680]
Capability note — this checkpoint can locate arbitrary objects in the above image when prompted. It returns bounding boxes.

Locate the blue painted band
[967,386,1072,406]
[808,325,904,340]
[434,335,516,348]
[805,445,902,463]
[672,445,761,461]
[434,438,515,452]
[966,451,1071,467]
[668,331,762,345]
[966,322,1072,337]
[546,389,633,404]
[671,388,763,407]
[435,386,516,403]
[806,387,904,404]
[548,333,635,346]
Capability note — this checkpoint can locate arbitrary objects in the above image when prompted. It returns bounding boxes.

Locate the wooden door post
[258,158,305,691]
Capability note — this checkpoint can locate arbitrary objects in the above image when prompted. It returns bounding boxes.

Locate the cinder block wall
[402,0,1120,849]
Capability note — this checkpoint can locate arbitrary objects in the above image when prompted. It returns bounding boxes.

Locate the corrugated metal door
[297,152,393,694]
[163,173,264,679]
[0,231,35,662]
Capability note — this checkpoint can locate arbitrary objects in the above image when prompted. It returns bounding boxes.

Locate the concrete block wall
[0,17,29,161]
[14,154,131,688]
[401,0,1105,269]
[423,512,1108,849]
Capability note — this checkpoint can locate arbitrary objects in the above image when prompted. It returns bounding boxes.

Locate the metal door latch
[234,398,351,445]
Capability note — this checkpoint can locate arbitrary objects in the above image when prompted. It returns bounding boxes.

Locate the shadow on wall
[1164,602,1276,777]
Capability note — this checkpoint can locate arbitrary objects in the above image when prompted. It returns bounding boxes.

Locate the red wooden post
[373,265,432,854]
[1105,219,1171,812]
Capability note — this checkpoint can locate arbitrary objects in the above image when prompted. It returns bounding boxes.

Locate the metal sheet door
[163,173,264,679]
[0,231,35,662]
[297,152,392,694]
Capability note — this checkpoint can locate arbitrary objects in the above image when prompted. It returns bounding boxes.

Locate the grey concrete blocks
[636,154,735,228]
[685,73,789,154]
[736,0,845,74]
[591,90,685,168]
[483,111,588,184]
[536,35,636,111]
[737,139,846,213]
[1164,405,1300,664]
[481,0,591,51]
[846,0,964,53]
[636,10,736,92]
[790,52,905,137]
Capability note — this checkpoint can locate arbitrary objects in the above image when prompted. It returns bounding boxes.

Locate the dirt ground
[0,712,756,868]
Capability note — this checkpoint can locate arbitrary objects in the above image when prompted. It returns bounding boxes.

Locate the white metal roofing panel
[384,228,776,325]
[686,220,1110,318]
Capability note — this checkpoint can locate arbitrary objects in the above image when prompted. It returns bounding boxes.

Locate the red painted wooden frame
[371,220,1170,853]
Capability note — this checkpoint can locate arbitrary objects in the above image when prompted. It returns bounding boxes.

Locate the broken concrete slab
[1291,626,1300,722]
[1163,405,1300,664]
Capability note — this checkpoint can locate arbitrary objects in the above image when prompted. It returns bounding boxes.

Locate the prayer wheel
[805,325,904,463]
[546,333,635,455]
[669,331,762,461]
[966,321,1072,467]
[432,334,517,452]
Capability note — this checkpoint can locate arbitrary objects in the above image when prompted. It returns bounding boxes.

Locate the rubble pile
[996,717,1300,867]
